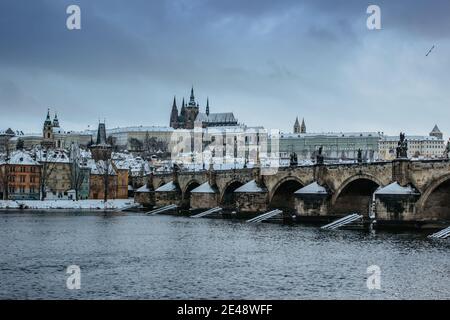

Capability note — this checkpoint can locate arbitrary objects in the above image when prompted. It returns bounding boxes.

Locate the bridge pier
[155,181,182,207]
[234,180,269,213]
[374,182,420,222]
[294,182,330,217]
[190,182,219,210]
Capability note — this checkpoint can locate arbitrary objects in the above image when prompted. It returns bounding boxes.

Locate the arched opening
[182,181,200,209]
[422,179,450,220]
[333,178,379,216]
[221,181,244,210]
[270,179,304,213]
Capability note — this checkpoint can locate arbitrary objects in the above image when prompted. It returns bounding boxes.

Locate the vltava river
[0,211,448,299]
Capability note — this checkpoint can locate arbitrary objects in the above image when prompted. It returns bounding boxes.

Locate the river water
[0,211,448,299]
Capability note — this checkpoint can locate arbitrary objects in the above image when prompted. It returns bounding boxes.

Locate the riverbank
[0,199,136,211]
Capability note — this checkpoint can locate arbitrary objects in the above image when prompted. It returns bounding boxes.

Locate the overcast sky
[0,0,449,137]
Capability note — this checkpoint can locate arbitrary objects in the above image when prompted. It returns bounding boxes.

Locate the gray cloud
[0,0,449,138]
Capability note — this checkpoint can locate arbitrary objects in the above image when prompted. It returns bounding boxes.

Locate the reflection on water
[0,211,448,299]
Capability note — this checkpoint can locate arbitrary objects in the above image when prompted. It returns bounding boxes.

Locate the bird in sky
[426,45,435,57]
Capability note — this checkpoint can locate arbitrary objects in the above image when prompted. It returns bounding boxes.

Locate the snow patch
[234,180,267,193]
[295,182,328,194]
[191,182,217,194]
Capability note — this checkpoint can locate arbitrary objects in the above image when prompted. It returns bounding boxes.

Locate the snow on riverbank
[0,199,136,210]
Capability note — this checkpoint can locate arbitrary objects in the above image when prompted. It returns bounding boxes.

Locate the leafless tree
[0,139,10,200]
[38,147,56,201]
[69,144,86,201]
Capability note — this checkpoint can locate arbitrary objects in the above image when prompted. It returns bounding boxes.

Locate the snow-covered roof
[136,184,152,193]
[191,182,217,194]
[34,149,70,163]
[196,112,237,124]
[375,182,419,195]
[52,127,66,134]
[381,135,441,142]
[87,159,117,175]
[106,126,174,134]
[279,132,381,139]
[9,150,39,165]
[295,182,328,194]
[234,180,267,193]
[155,181,179,192]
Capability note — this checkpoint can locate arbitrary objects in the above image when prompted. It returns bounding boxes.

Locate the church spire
[206,97,210,116]
[301,118,306,133]
[53,112,60,128]
[170,96,179,128]
[44,108,52,127]
[189,86,196,106]
[293,117,300,133]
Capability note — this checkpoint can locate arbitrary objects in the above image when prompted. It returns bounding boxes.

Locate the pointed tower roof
[170,96,179,125]
[96,122,107,145]
[206,97,210,116]
[431,125,441,133]
[44,108,52,126]
[189,86,196,106]
[301,118,306,133]
[293,117,301,133]
[53,112,60,128]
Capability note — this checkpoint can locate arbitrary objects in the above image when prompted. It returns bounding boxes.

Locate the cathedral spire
[301,118,306,133]
[44,108,52,127]
[189,86,196,106]
[170,96,179,128]
[206,98,210,116]
[293,117,300,133]
[53,112,60,128]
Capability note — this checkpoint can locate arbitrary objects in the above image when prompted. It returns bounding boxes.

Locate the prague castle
[170,87,238,129]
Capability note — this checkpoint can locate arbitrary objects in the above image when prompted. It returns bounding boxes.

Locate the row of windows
[8,175,39,183]
[8,187,37,194]
[8,166,38,173]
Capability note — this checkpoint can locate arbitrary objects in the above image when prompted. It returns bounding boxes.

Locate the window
[19,176,25,183]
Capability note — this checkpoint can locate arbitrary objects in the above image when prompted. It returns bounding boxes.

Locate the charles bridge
[136,158,450,226]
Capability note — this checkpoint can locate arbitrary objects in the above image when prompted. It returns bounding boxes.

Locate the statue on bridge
[396,132,408,159]
[316,146,324,165]
[290,152,298,167]
[357,149,363,163]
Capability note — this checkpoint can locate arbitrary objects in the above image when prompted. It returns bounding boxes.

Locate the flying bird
[425,45,435,57]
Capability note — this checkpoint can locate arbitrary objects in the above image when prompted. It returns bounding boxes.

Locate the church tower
[52,112,60,128]
[293,117,301,133]
[301,118,306,133]
[90,122,112,161]
[184,86,200,129]
[169,96,179,129]
[206,98,210,116]
[42,108,55,148]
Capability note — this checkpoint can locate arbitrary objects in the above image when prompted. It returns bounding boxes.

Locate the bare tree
[38,147,56,201]
[0,140,10,200]
[69,144,86,201]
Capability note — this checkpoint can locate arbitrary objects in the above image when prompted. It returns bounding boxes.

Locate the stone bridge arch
[181,179,202,209]
[330,173,383,216]
[219,179,246,209]
[416,173,450,220]
[268,176,305,212]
